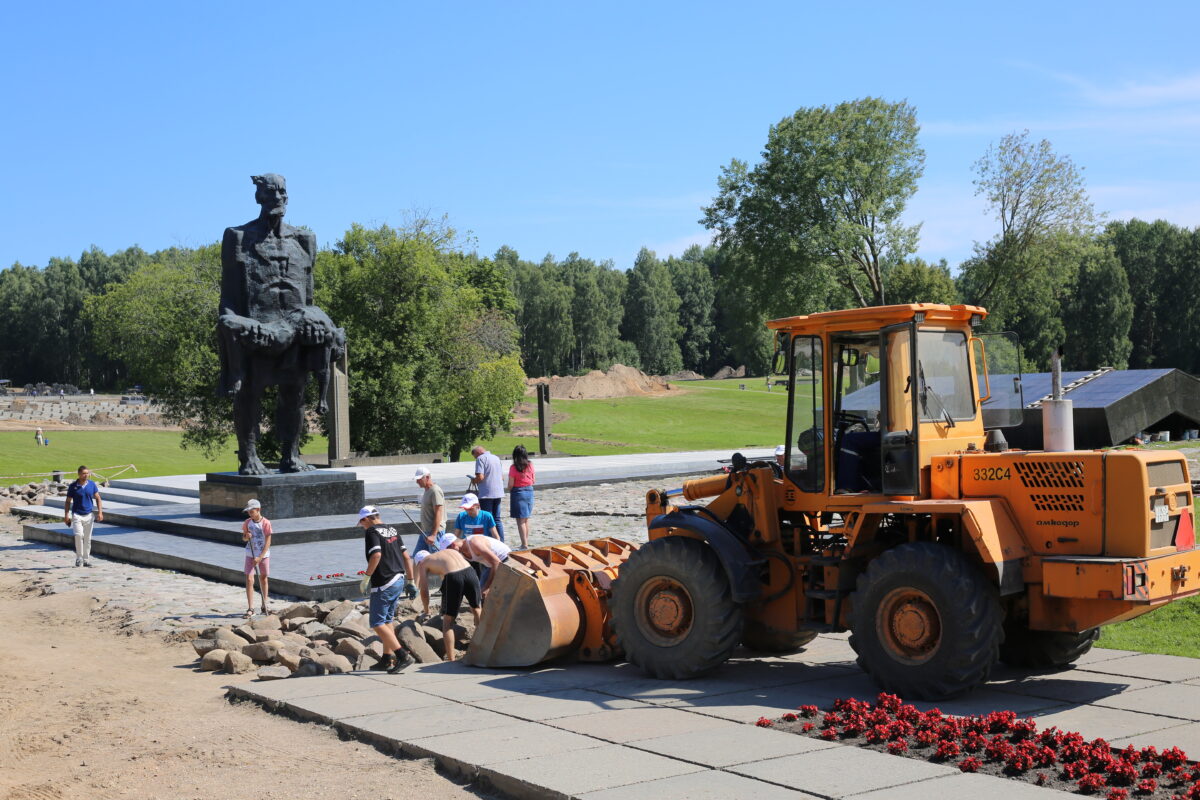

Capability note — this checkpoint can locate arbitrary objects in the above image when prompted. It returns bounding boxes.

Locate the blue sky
[3,1,1198,273]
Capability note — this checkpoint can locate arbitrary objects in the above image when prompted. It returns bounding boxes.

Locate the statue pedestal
[199,471,365,519]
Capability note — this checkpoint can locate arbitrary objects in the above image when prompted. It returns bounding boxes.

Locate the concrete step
[100,487,192,507]
[13,500,145,519]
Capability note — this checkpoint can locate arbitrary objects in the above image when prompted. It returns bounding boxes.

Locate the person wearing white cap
[775,444,786,467]
[356,505,415,673]
[240,499,272,617]
[449,533,511,594]
[453,492,499,540]
[412,466,445,558]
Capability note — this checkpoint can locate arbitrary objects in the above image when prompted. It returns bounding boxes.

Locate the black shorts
[440,566,481,617]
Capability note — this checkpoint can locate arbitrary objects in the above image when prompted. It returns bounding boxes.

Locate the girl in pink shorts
[241,499,273,617]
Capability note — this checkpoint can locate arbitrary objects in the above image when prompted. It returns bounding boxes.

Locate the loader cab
[773,305,1000,502]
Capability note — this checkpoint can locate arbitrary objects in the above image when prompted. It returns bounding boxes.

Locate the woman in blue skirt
[506,445,535,549]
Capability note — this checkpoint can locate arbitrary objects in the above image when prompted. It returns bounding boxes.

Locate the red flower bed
[769,694,1196,798]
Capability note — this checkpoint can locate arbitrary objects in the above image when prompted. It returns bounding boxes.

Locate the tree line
[2,97,1198,458]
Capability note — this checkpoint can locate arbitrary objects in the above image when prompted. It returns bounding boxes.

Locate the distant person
[413,467,445,557]
[357,505,415,673]
[63,465,103,567]
[471,445,505,542]
[506,445,535,548]
[775,444,786,467]
[89,388,94,397]
[35,427,43,446]
[240,499,272,617]
[413,547,481,660]
[449,533,511,594]
[454,493,499,539]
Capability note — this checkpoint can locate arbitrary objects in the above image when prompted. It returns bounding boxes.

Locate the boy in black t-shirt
[357,505,415,673]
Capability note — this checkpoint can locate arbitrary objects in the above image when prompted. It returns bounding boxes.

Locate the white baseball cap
[413,466,431,481]
[243,499,261,513]
[459,492,479,509]
[357,505,380,521]
[413,550,429,564]
[775,444,786,456]
[436,533,458,549]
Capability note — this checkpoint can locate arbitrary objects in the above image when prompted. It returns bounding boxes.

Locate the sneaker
[84,560,93,567]
[375,654,397,671]
[75,557,83,567]
[387,651,414,674]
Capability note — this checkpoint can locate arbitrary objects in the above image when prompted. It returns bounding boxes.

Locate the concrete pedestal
[199,471,365,519]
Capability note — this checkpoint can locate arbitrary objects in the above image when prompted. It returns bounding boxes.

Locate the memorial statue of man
[217,173,346,475]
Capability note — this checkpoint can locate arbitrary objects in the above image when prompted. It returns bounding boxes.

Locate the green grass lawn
[1097,595,1200,658]
[481,377,806,459]
[0,430,327,482]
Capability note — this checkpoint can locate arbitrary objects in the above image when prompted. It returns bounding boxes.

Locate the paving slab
[906,688,1067,717]
[484,687,649,721]
[227,672,385,703]
[478,742,704,799]
[1079,652,1200,683]
[847,771,1077,798]
[552,706,739,742]
[338,703,516,744]
[674,670,883,721]
[579,769,820,799]
[989,666,1161,703]
[627,724,838,768]
[1111,721,1200,754]
[730,744,958,797]
[587,660,854,706]
[1093,681,1200,720]
[408,720,606,767]
[1028,702,1182,741]
[275,685,448,723]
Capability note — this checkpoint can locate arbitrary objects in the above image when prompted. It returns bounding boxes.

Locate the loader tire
[849,542,1001,700]
[999,627,1099,669]
[741,621,818,653]
[612,536,743,680]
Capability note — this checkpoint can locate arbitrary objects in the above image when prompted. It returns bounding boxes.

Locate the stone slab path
[228,639,1200,799]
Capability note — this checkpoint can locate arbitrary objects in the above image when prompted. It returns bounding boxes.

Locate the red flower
[798,705,819,718]
[1005,751,1034,773]
[934,740,961,761]
[1135,777,1156,795]
[887,739,909,755]
[914,729,938,747]
[1161,747,1189,768]
[1108,759,1138,787]
[865,725,889,744]
[755,717,773,728]
[1078,772,1108,794]
[820,728,838,740]
[876,692,903,713]
[1107,789,1129,800]
[1140,761,1162,778]
[801,722,814,732]
[1035,772,1048,786]
[985,710,1017,733]
[781,712,798,722]
[821,712,842,729]
[961,730,986,753]
[959,756,982,773]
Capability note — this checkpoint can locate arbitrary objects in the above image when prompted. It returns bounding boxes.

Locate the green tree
[509,254,573,377]
[667,247,716,372]
[622,248,683,375]
[702,97,925,307]
[884,258,957,305]
[1062,243,1133,370]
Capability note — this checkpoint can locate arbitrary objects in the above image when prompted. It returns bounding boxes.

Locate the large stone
[293,658,325,677]
[233,624,257,643]
[397,620,440,664]
[313,653,353,675]
[279,603,317,621]
[250,614,282,631]
[251,631,276,643]
[213,629,245,653]
[334,619,372,640]
[191,638,219,657]
[283,616,316,632]
[242,641,284,662]
[334,638,366,660]
[364,640,384,659]
[200,649,228,671]
[421,624,446,658]
[280,632,309,647]
[298,621,333,639]
[224,651,255,674]
[256,665,292,681]
[322,601,357,628]
[316,600,341,616]
[275,649,301,671]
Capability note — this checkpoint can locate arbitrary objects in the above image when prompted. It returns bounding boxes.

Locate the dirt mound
[664,370,704,381]
[710,365,746,380]
[527,364,673,400]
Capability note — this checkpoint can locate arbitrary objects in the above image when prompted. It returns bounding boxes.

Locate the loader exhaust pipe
[1043,347,1074,451]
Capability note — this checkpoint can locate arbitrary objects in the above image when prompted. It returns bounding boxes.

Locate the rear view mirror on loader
[771,332,789,375]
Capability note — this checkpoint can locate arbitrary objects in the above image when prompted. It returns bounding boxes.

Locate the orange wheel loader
[468,304,1200,699]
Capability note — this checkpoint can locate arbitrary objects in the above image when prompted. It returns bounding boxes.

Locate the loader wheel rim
[634,576,694,647]
[878,587,941,664]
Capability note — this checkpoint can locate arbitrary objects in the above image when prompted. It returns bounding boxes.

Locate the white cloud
[648,230,714,258]
[1050,70,1200,108]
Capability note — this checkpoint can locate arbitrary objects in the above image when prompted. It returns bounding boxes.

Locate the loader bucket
[465,538,638,668]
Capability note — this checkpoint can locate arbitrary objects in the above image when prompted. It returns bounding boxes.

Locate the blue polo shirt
[66,479,100,515]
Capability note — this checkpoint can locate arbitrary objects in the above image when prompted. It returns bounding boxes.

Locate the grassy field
[0,430,327,481]
[1097,595,1200,658]
[483,377,809,457]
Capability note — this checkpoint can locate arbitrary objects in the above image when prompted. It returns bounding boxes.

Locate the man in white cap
[775,444,786,467]
[454,492,499,540]
[356,505,415,673]
[413,466,445,556]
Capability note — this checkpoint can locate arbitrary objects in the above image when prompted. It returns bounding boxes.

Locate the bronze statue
[217,174,346,474]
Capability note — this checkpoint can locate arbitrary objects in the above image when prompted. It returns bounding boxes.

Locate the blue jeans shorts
[369,577,406,628]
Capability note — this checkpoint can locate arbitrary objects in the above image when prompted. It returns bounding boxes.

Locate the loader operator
[413,547,482,660]
[448,533,511,594]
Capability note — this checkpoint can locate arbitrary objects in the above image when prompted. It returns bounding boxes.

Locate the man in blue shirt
[63,465,103,567]
[454,493,500,539]
[471,446,505,542]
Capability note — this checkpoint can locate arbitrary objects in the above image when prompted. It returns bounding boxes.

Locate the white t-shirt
[464,534,511,564]
[243,517,272,558]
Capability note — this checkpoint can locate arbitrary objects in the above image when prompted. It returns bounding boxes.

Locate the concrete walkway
[228,636,1200,799]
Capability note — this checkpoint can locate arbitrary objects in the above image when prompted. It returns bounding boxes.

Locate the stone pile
[187,599,474,681]
[1,480,70,513]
